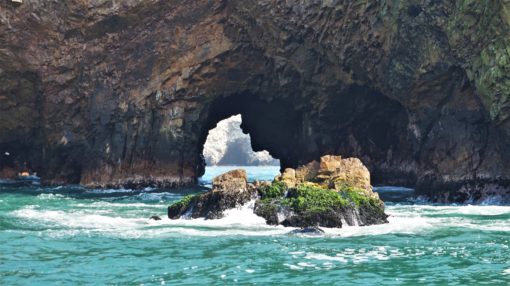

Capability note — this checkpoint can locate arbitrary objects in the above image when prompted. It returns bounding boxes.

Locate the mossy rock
[168,194,198,219]
[254,183,388,228]
[258,180,287,199]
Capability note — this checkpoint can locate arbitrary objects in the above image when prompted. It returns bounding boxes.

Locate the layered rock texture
[1,0,510,200]
[168,156,388,228]
[203,115,279,166]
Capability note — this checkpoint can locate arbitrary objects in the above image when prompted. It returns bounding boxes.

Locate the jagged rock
[1,1,510,202]
[254,182,387,228]
[257,156,388,228]
[277,155,373,194]
[168,169,256,219]
[212,169,247,192]
[318,155,372,192]
[278,168,297,188]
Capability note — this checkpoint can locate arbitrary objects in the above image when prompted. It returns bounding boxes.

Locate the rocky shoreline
[168,156,388,228]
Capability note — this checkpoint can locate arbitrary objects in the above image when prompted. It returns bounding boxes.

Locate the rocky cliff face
[203,114,279,166]
[1,0,510,200]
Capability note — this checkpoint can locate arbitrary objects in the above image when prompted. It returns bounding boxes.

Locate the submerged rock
[169,156,388,228]
[288,227,325,236]
[149,215,162,221]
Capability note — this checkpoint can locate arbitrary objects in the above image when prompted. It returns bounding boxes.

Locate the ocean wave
[392,204,510,216]
[6,201,510,239]
[71,201,166,209]
[37,193,68,200]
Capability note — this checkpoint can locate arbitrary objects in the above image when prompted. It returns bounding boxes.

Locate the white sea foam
[303,246,400,265]
[8,201,510,239]
[304,253,348,263]
[11,208,144,229]
[71,202,166,209]
[405,204,510,216]
[503,268,510,275]
[85,188,136,194]
[37,193,67,200]
[283,263,303,270]
[9,200,290,238]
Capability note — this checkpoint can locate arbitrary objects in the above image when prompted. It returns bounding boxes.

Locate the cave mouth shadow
[195,85,415,188]
[196,92,301,179]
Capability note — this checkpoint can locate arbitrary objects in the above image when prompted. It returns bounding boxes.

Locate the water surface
[1,167,509,285]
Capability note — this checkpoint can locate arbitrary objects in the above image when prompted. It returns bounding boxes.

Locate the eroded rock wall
[1,0,510,200]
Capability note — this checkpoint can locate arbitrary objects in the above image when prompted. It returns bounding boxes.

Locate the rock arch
[1,0,510,200]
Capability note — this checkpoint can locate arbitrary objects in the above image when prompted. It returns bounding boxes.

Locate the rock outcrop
[169,156,388,228]
[1,1,510,201]
[168,169,257,219]
[255,155,387,227]
[276,155,372,192]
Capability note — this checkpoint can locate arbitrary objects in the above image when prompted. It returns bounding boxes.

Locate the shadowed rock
[288,227,325,236]
[149,215,162,221]
[1,1,510,202]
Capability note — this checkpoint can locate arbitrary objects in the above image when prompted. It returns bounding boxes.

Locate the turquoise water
[1,167,510,285]
[199,165,281,186]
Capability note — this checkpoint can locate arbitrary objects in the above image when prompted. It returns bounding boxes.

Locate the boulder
[257,155,388,228]
[277,168,297,187]
[168,169,256,219]
[254,182,387,228]
[212,169,247,192]
[288,226,325,236]
[278,155,373,193]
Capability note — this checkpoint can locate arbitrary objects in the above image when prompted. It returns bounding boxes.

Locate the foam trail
[9,199,510,238]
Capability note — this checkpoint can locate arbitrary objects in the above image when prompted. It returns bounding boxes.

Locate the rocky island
[168,155,388,228]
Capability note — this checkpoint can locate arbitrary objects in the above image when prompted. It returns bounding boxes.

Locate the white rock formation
[203,115,279,166]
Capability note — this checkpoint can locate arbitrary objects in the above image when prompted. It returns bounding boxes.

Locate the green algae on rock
[168,169,257,219]
[255,156,387,228]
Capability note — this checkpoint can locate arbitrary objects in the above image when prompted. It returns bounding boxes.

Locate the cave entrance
[200,114,280,184]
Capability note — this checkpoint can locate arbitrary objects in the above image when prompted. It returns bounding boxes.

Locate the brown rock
[212,169,247,192]
[295,161,320,183]
[318,156,372,192]
[169,169,255,219]
[276,168,297,187]
[277,155,372,193]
